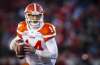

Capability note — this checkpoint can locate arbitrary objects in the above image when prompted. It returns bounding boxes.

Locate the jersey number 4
[34,40,43,50]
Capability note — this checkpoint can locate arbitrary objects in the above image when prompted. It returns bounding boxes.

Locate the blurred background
[0,0,100,65]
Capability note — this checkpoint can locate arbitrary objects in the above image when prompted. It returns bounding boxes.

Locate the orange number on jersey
[34,40,43,50]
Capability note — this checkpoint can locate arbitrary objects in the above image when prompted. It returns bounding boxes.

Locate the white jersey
[10,21,58,65]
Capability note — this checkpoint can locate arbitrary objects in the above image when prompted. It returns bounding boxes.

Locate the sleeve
[35,38,58,58]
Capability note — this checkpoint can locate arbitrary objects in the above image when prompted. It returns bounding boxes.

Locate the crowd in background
[0,0,100,65]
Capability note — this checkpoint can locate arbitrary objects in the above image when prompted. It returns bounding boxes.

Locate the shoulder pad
[17,21,27,33]
[39,23,56,38]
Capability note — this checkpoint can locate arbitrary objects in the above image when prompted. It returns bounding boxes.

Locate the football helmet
[24,3,44,30]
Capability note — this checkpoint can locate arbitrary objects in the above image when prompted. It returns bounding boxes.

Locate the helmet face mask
[24,3,44,30]
[25,13,43,23]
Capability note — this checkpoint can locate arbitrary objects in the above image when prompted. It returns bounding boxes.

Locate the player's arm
[35,38,58,58]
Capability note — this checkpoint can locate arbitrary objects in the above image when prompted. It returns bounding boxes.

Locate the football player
[10,3,58,65]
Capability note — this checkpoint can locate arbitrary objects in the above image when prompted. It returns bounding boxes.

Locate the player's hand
[12,39,25,59]
[23,44,36,54]
[14,39,24,54]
